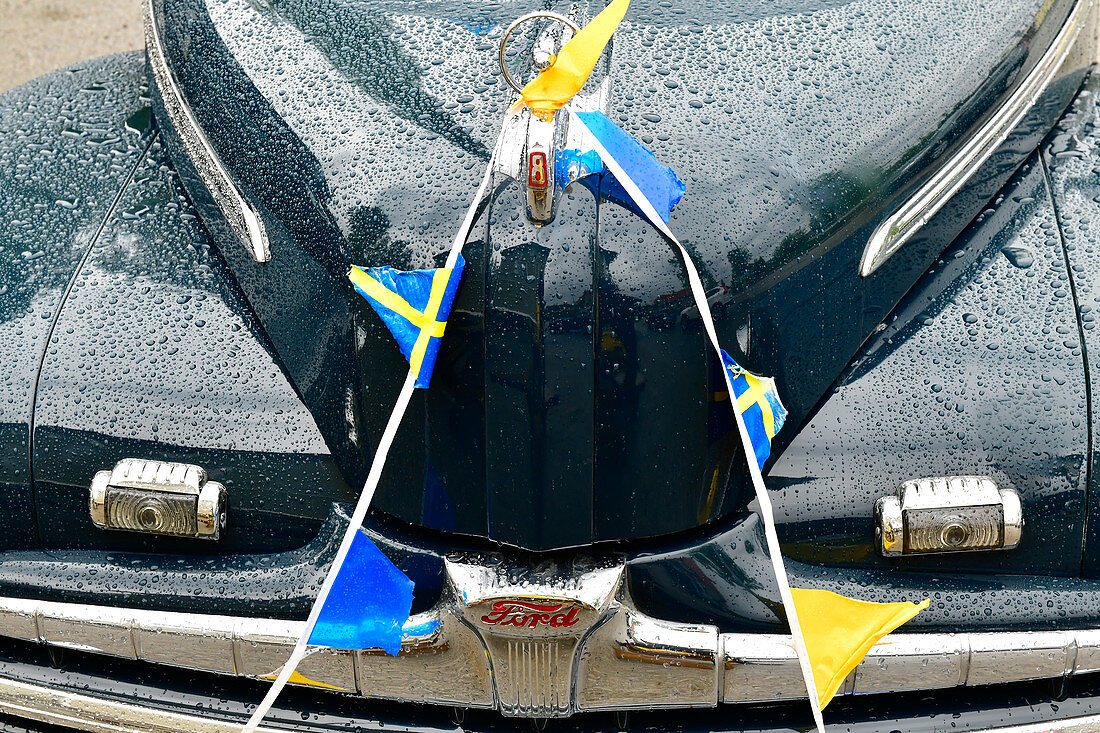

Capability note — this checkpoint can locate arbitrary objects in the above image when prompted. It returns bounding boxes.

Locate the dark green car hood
[155,0,1077,549]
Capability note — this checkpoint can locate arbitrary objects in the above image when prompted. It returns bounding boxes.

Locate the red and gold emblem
[480,600,580,629]
[527,151,549,189]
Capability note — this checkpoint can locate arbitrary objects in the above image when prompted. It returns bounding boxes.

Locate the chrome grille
[501,639,568,716]
[1,557,1099,718]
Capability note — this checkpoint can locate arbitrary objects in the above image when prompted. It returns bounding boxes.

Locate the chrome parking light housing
[876,476,1023,556]
[90,459,227,541]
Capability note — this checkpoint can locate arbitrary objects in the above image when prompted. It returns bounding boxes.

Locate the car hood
[154,0,1074,549]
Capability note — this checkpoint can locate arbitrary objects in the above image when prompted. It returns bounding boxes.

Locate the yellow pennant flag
[792,589,930,708]
[520,0,630,121]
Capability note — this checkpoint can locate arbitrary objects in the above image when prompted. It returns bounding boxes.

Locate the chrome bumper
[0,651,1098,733]
[0,674,287,733]
[1,552,1100,719]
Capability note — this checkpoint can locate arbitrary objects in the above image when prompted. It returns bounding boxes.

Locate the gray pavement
[1,0,143,93]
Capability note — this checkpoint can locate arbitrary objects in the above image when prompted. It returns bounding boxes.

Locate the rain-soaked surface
[3,10,1100,732]
[0,53,355,556]
[154,0,1084,549]
[1,0,1099,624]
[0,55,153,550]
[8,3,1100,729]
[1044,71,1100,577]
[771,156,1088,576]
[33,129,355,555]
[190,0,1063,274]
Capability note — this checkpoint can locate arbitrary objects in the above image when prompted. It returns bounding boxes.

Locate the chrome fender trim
[859,0,1093,276]
[144,0,271,263]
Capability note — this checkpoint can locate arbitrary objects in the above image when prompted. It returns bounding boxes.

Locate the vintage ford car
[7,0,1100,729]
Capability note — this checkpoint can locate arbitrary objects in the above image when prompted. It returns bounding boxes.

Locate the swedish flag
[720,349,787,470]
[348,254,465,389]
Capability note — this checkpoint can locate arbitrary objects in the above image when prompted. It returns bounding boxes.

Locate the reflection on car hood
[155,0,1074,549]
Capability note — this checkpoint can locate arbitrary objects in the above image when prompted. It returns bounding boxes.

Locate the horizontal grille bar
[1,594,1098,715]
[0,664,1097,733]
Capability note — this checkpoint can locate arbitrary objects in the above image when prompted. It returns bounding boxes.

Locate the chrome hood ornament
[496,12,609,226]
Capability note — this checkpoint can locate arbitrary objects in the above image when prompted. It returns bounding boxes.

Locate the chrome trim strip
[577,597,719,711]
[720,629,1100,703]
[143,0,271,263]
[0,669,1097,733]
[4,594,1100,717]
[859,0,1091,277]
[0,595,495,707]
[0,674,285,733]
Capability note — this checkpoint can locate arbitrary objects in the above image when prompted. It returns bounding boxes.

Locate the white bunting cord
[570,113,827,733]
[241,132,505,733]
[243,108,822,731]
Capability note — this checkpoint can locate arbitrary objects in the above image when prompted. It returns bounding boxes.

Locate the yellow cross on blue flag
[720,349,787,470]
[348,254,465,389]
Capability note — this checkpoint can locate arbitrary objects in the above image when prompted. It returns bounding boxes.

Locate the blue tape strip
[308,530,414,655]
[575,111,685,222]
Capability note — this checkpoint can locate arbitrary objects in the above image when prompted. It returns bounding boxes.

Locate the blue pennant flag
[564,110,685,223]
[348,254,465,389]
[308,529,414,654]
[720,349,788,470]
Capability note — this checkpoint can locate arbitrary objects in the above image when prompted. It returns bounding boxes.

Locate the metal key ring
[498,12,581,94]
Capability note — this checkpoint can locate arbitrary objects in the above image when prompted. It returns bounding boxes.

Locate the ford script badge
[446,553,623,716]
[480,599,581,629]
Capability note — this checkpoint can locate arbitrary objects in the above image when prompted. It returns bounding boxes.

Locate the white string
[242,133,504,733]
[243,110,824,732]
[569,112,826,733]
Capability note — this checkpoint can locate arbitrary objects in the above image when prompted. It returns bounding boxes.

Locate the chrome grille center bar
[1,553,1100,717]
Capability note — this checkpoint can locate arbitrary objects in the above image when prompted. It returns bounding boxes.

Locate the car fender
[0,52,153,549]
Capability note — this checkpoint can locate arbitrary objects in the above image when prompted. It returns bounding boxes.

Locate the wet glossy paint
[154,0,1086,550]
[0,53,358,555]
[1043,72,1100,577]
[771,155,1088,576]
[3,8,1100,732]
[0,56,154,550]
[0,0,1094,578]
[32,122,358,554]
[0,55,1095,622]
